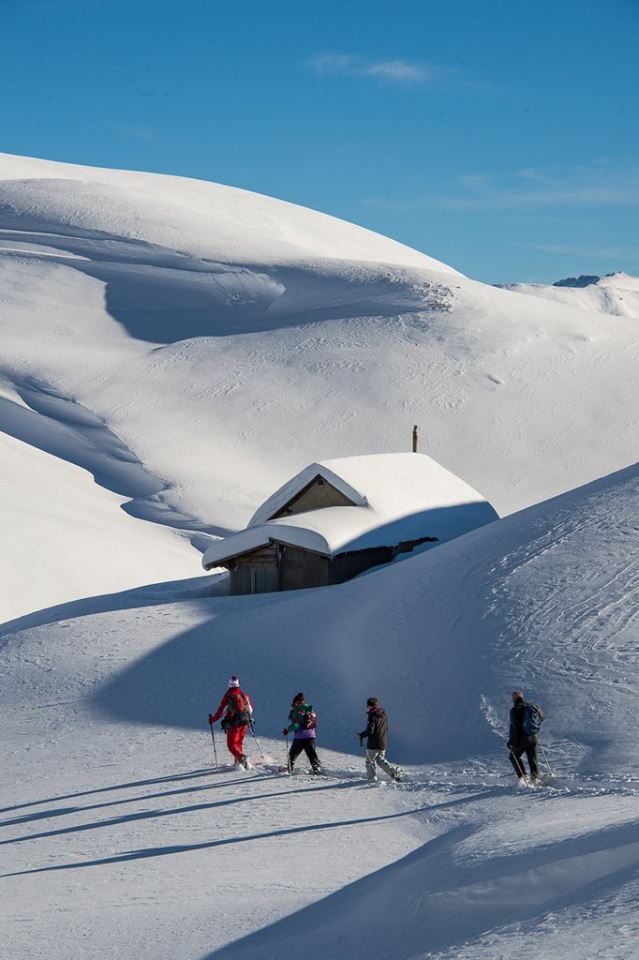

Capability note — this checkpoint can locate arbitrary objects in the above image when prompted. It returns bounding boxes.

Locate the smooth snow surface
[499,271,639,321]
[2,463,639,959]
[0,430,196,622]
[0,152,458,272]
[1,152,639,959]
[203,452,498,566]
[1,153,639,618]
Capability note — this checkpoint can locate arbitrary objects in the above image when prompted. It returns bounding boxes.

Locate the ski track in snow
[2,458,639,959]
[2,711,639,960]
[2,153,639,959]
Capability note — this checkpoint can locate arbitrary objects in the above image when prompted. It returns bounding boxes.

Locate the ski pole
[248,717,266,763]
[538,739,554,778]
[508,747,527,780]
[209,722,218,767]
[285,731,291,773]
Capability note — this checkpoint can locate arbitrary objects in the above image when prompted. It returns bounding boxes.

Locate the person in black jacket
[358,697,401,782]
[507,690,544,781]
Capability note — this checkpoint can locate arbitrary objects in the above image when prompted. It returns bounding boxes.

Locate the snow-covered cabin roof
[202,453,498,569]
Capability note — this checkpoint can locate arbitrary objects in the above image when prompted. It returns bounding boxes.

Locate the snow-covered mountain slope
[1,151,638,622]
[499,271,639,321]
[2,462,638,959]
[89,458,639,774]
[0,429,196,623]
[0,152,457,271]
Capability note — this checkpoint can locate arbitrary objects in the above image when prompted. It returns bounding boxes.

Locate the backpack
[295,704,317,731]
[522,702,543,736]
[226,690,251,727]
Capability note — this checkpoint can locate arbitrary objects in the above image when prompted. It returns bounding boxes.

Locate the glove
[359,736,364,746]
[506,740,512,749]
[282,728,289,736]
[208,714,214,725]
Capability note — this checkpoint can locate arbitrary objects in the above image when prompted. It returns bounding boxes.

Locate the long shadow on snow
[0,768,257,817]
[0,782,502,835]
[0,577,216,640]
[2,776,341,845]
[3,800,433,878]
[2,779,361,847]
[90,500,497,763]
[200,819,639,960]
[90,591,341,737]
[0,772,274,828]
[0,217,281,341]
[0,379,229,546]
[0,217,442,342]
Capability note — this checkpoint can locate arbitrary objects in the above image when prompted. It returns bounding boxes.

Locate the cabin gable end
[269,474,356,519]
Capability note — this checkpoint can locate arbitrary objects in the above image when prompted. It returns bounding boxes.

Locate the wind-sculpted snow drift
[1,152,639,620]
[91,460,639,774]
[2,153,639,959]
[2,461,638,960]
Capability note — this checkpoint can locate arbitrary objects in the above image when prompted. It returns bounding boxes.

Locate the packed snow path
[3,715,639,959]
[1,751,427,959]
[3,456,639,959]
[2,153,639,958]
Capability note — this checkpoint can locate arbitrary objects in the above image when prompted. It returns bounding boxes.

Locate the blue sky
[1,0,637,282]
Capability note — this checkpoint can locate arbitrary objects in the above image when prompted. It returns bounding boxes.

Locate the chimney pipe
[412,424,419,453]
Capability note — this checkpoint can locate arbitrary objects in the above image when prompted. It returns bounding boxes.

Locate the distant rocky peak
[553,274,601,288]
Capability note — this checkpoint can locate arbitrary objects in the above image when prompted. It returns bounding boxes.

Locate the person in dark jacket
[282,692,321,774]
[507,690,544,781]
[358,697,401,782]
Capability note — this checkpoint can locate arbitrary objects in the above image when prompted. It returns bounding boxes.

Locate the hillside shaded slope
[1,152,638,622]
[0,430,196,622]
[2,462,638,960]
[89,461,639,775]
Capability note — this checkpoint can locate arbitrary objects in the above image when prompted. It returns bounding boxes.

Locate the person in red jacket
[208,676,254,770]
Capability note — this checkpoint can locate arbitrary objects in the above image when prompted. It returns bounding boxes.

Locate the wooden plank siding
[228,544,279,595]
[270,475,355,519]
[224,534,437,595]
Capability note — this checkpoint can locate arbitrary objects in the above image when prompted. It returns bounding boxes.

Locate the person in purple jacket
[282,692,322,774]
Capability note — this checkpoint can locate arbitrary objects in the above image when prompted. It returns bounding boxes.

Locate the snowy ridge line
[2,150,639,958]
[2,152,639,626]
[0,152,461,273]
[498,271,639,322]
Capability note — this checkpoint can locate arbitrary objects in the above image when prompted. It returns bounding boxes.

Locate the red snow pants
[226,724,248,762]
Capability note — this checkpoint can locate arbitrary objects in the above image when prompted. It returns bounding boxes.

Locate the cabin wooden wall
[279,545,330,590]
[329,547,394,584]
[271,476,354,518]
[227,538,429,595]
[229,545,279,595]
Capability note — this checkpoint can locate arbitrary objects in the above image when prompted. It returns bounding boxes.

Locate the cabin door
[230,564,279,594]
[249,565,278,593]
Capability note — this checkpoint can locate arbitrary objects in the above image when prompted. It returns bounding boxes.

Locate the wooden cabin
[202,453,498,595]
